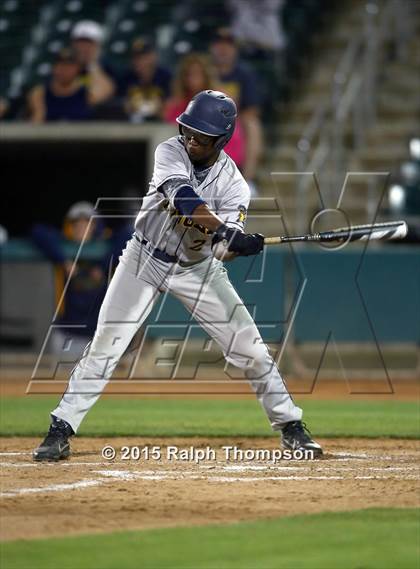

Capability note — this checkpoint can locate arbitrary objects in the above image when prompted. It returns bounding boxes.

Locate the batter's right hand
[215,224,264,256]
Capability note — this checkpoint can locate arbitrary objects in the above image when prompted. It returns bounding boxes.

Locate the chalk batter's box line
[2,461,419,473]
[2,471,420,498]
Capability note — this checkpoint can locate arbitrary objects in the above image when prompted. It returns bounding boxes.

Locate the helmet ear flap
[214,135,227,151]
[214,133,233,151]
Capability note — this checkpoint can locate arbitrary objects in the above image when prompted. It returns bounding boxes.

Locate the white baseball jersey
[135,136,250,264]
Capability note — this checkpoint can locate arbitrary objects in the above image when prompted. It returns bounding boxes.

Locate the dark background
[1,140,147,235]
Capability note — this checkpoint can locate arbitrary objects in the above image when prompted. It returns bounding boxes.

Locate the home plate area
[0,437,418,541]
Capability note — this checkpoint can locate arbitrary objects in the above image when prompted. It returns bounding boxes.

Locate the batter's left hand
[215,225,264,256]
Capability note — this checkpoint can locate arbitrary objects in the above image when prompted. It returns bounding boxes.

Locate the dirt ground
[0,437,418,542]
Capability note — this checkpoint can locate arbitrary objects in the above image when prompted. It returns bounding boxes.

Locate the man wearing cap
[31,202,112,356]
[27,48,92,122]
[118,38,172,123]
[71,20,115,105]
[210,28,263,193]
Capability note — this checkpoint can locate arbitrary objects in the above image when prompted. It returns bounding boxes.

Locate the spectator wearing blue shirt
[27,49,93,122]
[31,202,130,356]
[210,28,263,192]
[118,38,172,123]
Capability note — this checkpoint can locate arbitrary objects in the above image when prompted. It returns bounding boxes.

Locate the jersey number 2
[189,239,206,251]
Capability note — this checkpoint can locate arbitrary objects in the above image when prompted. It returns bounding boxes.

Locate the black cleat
[281,421,323,457]
[33,416,74,461]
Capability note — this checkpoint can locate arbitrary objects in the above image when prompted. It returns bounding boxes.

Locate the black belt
[134,234,199,267]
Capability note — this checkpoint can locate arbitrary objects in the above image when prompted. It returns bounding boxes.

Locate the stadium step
[257,0,420,237]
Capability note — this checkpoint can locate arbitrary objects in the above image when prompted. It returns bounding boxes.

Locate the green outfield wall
[1,241,419,346]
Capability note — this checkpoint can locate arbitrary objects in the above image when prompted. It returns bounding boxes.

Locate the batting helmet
[176,90,237,151]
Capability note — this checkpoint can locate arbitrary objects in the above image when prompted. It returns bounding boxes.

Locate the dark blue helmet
[176,90,237,151]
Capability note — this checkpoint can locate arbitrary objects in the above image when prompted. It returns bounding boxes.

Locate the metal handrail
[294,0,412,233]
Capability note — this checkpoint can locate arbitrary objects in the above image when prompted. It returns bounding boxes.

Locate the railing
[294,0,413,234]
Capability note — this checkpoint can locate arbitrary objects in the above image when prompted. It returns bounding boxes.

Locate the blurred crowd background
[0,0,418,228]
[0,0,419,372]
[0,0,336,196]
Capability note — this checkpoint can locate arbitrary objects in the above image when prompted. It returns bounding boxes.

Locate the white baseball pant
[52,237,302,432]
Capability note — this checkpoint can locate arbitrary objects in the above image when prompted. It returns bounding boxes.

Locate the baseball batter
[34,90,322,461]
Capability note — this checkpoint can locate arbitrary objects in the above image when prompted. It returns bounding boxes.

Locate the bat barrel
[264,221,408,246]
[325,221,408,243]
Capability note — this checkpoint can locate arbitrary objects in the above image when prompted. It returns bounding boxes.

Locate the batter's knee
[87,324,135,361]
[224,328,270,371]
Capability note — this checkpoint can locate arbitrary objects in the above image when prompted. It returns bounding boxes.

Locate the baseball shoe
[33,416,74,461]
[281,421,323,457]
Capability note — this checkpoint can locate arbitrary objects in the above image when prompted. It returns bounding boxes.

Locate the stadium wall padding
[1,242,419,346]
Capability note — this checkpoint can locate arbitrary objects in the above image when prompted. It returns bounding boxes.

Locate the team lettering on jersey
[162,199,212,236]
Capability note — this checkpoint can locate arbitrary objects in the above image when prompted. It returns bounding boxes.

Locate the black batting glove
[214,224,264,256]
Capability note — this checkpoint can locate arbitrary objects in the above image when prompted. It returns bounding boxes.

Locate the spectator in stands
[228,0,286,56]
[27,48,93,122]
[210,28,263,192]
[71,20,115,105]
[164,53,245,169]
[0,97,8,119]
[119,38,172,123]
[31,201,130,356]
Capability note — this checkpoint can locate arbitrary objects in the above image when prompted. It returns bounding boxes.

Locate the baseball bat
[264,220,408,245]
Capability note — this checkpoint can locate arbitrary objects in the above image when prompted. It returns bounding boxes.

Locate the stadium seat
[0,0,42,98]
